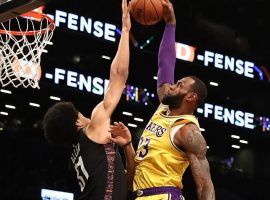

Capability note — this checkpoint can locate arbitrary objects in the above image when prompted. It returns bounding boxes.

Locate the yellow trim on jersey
[158,104,200,128]
[168,126,183,153]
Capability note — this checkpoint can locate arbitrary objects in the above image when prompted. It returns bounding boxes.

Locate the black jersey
[70,130,127,200]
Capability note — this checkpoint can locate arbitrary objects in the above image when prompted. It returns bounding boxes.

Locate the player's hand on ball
[122,0,131,32]
[109,122,132,147]
[162,0,176,25]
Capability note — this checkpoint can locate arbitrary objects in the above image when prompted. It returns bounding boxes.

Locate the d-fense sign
[48,10,117,42]
[197,103,254,129]
[45,68,109,95]
[175,42,257,79]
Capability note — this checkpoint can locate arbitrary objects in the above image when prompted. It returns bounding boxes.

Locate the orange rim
[0,10,55,36]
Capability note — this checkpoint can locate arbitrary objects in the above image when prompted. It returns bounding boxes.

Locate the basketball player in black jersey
[42,0,131,199]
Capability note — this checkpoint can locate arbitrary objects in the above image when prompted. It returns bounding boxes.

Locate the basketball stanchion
[0,6,55,89]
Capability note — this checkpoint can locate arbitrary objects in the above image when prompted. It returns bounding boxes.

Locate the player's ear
[186,92,197,102]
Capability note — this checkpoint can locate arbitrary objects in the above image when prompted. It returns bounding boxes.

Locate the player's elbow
[110,65,129,81]
[119,68,129,80]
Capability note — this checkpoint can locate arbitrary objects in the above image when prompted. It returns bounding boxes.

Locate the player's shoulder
[180,123,204,141]
[184,122,200,131]
[176,123,206,157]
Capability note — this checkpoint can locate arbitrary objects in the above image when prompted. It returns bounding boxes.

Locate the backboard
[0,0,51,23]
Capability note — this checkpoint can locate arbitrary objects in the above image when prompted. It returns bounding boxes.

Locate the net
[0,7,54,88]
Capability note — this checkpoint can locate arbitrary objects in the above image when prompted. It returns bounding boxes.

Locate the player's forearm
[124,142,136,189]
[157,24,176,87]
[197,180,215,200]
[110,30,130,81]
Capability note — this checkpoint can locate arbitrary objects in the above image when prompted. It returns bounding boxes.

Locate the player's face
[161,77,195,108]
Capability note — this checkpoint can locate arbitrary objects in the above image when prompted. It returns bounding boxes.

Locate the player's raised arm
[157,0,176,102]
[102,0,131,115]
[174,123,215,200]
[88,0,131,133]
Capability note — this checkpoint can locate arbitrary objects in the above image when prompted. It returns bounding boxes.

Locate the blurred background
[0,0,270,199]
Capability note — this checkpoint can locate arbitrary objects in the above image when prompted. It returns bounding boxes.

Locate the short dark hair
[189,76,207,107]
[43,102,79,147]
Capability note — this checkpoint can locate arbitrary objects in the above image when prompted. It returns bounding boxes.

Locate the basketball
[130,0,164,25]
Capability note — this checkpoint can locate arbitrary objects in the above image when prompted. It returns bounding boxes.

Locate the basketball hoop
[0,6,55,88]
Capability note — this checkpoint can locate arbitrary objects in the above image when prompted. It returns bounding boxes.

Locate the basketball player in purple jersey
[110,0,215,199]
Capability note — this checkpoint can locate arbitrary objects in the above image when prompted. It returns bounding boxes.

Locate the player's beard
[161,92,185,109]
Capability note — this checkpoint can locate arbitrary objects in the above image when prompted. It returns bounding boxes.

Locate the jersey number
[74,156,89,191]
[137,137,151,159]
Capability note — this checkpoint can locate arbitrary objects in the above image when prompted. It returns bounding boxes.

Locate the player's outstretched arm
[157,0,176,102]
[109,122,136,189]
[174,123,215,200]
[89,0,131,132]
[102,0,131,115]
